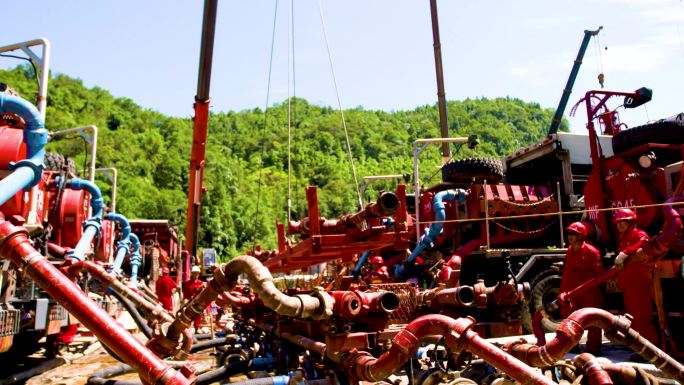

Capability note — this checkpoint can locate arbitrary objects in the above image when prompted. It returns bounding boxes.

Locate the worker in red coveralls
[155,266,177,312]
[364,256,389,284]
[613,208,659,345]
[560,221,605,354]
[183,265,206,330]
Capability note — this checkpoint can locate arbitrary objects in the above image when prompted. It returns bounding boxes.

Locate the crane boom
[185,0,218,266]
[548,26,602,135]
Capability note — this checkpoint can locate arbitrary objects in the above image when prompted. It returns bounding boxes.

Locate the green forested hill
[1,65,565,259]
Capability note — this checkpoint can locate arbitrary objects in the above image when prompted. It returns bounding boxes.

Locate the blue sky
[2,1,683,133]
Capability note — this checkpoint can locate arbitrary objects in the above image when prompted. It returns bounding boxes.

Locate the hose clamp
[309,286,334,320]
[83,217,103,235]
[8,158,44,189]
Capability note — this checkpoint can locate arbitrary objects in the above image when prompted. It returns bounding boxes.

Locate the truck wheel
[441,157,504,183]
[612,120,684,154]
[44,152,77,175]
[521,271,562,333]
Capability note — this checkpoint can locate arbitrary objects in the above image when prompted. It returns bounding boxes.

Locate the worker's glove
[614,252,629,269]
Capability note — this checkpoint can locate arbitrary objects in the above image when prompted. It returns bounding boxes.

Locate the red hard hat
[161,266,170,275]
[613,208,637,223]
[370,256,384,264]
[565,222,587,237]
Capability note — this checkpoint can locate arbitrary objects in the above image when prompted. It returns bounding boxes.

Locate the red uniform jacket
[155,275,177,312]
[365,266,389,284]
[617,226,649,290]
[560,242,605,309]
[617,226,658,344]
[183,278,205,301]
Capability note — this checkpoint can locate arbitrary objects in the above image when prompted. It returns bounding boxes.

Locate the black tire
[612,120,684,154]
[44,152,77,175]
[44,152,65,171]
[520,271,562,333]
[441,157,504,183]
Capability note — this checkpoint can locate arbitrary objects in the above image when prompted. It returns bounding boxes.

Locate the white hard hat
[191,265,201,273]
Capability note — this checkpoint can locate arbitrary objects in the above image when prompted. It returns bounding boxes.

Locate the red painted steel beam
[0,216,193,385]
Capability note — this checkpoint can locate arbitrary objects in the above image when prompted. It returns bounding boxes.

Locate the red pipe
[330,290,401,319]
[47,241,69,258]
[61,259,194,359]
[356,290,400,315]
[0,217,193,385]
[148,255,333,357]
[429,285,476,308]
[331,291,363,319]
[573,353,613,385]
[505,308,684,383]
[344,314,557,385]
[280,333,326,356]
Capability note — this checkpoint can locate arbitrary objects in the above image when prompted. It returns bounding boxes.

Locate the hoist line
[252,0,280,251]
[287,0,293,222]
[316,0,364,210]
[291,0,300,220]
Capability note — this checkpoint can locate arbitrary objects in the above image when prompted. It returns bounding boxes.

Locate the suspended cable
[291,0,300,220]
[287,0,293,222]
[252,0,280,251]
[593,36,604,88]
[316,0,364,210]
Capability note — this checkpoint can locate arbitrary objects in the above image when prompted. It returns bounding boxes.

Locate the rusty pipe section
[343,314,558,385]
[573,353,613,385]
[331,290,400,319]
[505,308,684,383]
[0,217,193,385]
[425,285,476,308]
[289,192,399,234]
[150,256,333,357]
[337,191,399,227]
[280,333,326,356]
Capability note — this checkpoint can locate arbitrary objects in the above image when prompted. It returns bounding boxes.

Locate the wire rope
[252,0,280,251]
[316,0,363,210]
[291,0,301,220]
[287,0,293,222]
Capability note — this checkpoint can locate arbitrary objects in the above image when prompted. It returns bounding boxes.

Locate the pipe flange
[309,286,334,320]
[8,158,44,189]
[0,220,29,249]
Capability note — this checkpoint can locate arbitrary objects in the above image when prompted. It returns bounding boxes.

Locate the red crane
[185,0,218,267]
